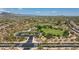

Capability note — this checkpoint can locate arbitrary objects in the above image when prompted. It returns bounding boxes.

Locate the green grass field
[41,28,64,36]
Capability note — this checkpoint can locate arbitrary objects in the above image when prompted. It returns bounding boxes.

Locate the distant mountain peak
[0,12,18,17]
[0,12,12,15]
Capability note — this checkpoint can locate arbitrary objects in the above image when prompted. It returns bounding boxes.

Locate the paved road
[1,43,79,47]
[66,18,79,34]
[0,36,79,50]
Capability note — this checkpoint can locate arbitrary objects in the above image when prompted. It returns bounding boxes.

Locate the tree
[42,32,46,36]
[57,35,60,39]
[43,25,47,28]
[36,25,42,30]
[45,33,53,39]
[48,25,52,29]
[63,30,69,38]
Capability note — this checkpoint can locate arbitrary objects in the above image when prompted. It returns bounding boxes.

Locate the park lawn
[41,28,64,36]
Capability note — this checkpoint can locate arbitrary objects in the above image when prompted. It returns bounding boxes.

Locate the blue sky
[0,8,79,16]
